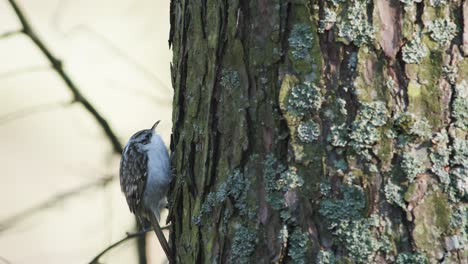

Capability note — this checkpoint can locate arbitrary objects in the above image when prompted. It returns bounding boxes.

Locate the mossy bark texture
[168,0,467,263]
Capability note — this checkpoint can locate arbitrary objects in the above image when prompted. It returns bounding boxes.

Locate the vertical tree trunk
[168,0,467,263]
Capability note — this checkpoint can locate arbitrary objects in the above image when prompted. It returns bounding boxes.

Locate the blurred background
[0,0,172,263]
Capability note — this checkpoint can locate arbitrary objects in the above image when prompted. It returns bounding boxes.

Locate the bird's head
[127,120,160,144]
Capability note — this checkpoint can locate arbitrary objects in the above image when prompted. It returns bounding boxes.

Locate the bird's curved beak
[151,120,161,132]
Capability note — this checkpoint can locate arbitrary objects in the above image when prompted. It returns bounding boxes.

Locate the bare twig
[0,100,70,125]
[0,175,114,233]
[88,226,170,264]
[6,0,123,153]
[89,229,149,264]
[0,30,21,40]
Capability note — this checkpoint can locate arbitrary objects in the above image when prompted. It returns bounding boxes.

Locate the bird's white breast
[142,133,171,218]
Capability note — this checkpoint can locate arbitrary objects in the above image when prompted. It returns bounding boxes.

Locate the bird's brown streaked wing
[119,144,148,213]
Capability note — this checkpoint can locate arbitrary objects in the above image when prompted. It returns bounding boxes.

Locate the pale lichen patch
[319,185,366,226]
[287,83,323,117]
[263,155,304,216]
[429,130,450,188]
[400,0,422,11]
[220,69,241,90]
[385,180,406,208]
[451,138,468,199]
[319,8,337,33]
[288,228,309,264]
[349,101,388,160]
[297,120,320,143]
[452,81,468,129]
[316,249,335,264]
[402,35,428,64]
[337,0,374,46]
[333,216,384,263]
[401,152,426,182]
[427,18,457,46]
[394,112,432,143]
[429,0,448,7]
[229,224,257,264]
[197,169,255,223]
[449,206,467,249]
[442,65,458,84]
[289,24,314,61]
[327,0,345,6]
[395,252,429,264]
[328,123,348,148]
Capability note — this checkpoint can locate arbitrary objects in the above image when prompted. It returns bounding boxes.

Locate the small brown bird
[119,121,174,263]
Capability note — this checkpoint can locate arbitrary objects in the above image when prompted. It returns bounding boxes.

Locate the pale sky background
[0,0,172,263]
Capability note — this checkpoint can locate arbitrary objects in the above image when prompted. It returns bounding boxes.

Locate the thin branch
[6,0,123,153]
[88,229,150,264]
[0,29,21,40]
[0,100,70,126]
[89,225,170,264]
[0,175,114,233]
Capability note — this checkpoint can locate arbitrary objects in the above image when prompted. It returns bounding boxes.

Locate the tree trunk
[168,0,467,263]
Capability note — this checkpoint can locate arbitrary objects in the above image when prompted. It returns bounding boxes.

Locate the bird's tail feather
[149,213,174,263]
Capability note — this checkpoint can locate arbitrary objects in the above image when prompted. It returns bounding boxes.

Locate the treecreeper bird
[119,121,174,263]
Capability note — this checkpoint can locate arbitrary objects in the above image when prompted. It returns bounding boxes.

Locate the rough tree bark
[168,0,467,263]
